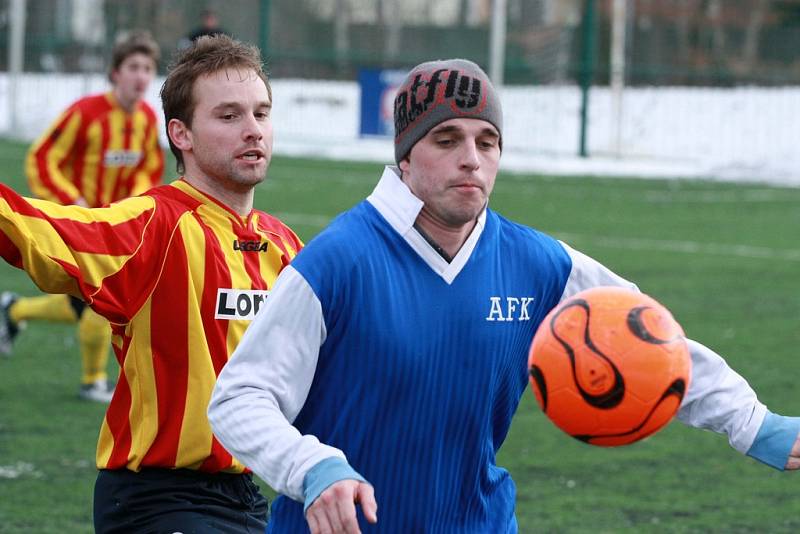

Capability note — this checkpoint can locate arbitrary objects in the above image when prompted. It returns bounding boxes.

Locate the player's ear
[168,119,192,151]
[398,156,410,174]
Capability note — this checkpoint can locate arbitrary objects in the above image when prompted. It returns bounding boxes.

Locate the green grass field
[1,137,799,532]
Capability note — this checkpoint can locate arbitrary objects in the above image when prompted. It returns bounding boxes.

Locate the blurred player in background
[188,8,229,41]
[0,35,299,531]
[178,8,230,50]
[209,59,800,533]
[0,30,163,403]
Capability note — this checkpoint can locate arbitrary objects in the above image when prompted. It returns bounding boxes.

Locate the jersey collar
[172,178,256,230]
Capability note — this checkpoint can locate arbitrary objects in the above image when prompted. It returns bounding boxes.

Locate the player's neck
[112,89,139,113]
[413,211,476,261]
[413,222,453,262]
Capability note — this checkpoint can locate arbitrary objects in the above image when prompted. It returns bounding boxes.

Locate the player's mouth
[236,149,265,162]
[452,182,483,193]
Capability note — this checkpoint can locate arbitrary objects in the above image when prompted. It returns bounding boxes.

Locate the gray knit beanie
[393,58,503,163]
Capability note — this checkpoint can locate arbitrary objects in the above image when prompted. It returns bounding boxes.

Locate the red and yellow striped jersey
[0,179,302,473]
[25,92,164,207]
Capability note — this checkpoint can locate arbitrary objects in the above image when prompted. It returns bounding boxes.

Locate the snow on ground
[2,74,798,187]
[276,136,800,187]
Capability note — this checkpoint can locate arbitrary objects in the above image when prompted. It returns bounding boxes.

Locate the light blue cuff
[746,411,800,471]
[302,457,367,513]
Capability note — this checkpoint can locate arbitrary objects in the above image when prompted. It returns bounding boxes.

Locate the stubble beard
[442,189,487,226]
[229,162,267,188]
[429,199,484,229]
[199,154,268,193]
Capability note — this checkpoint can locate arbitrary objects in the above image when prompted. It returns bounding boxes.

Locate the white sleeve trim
[208,265,344,502]
[677,339,767,453]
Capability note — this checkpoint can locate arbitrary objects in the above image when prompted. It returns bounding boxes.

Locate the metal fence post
[579,0,596,158]
[259,0,271,59]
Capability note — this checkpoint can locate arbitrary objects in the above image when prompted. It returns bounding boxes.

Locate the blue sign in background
[359,68,406,137]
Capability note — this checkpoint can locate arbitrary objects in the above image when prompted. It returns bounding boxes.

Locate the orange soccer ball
[528,286,691,447]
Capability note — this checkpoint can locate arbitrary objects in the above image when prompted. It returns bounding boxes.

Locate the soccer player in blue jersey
[208,59,800,534]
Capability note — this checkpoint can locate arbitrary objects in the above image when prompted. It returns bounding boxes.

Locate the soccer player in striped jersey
[0,35,300,532]
[209,59,800,534]
[0,31,163,403]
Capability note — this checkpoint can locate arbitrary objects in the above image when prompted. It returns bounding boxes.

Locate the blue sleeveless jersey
[268,200,572,533]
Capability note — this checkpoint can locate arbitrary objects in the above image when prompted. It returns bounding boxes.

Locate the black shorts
[68,295,87,318]
[93,468,268,534]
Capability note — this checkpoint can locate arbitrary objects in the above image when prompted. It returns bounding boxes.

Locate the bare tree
[378,0,402,60]
[637,0,666,83]
[707,0,727,63]
[458,0,470,26]
[675,0,694,67]
[742,0,770,75]
[333,0,350,69]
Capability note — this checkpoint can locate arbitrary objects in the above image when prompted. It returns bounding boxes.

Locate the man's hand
[785,433,800,470]
[306,479,377,534]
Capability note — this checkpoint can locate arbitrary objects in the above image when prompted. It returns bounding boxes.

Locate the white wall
[1,73,797,185]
